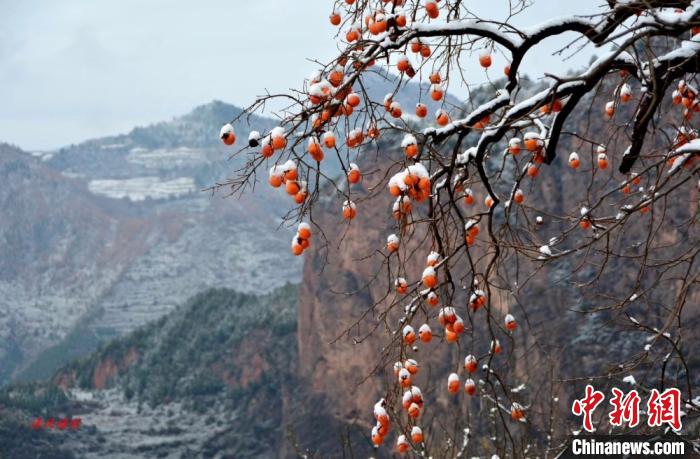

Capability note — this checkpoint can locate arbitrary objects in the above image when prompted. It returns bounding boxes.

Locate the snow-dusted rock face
[0,101,302,384]
[295,76,700,443]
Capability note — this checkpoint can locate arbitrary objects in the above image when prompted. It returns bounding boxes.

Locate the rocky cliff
[294,78,700,452]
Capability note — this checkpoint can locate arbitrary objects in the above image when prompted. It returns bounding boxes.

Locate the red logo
[647,388,682,431]
[571,385,605,432]
[609,387,641,428]
[572,386,682,432]
[30,417,82,431]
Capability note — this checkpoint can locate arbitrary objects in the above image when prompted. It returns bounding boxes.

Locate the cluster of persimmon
[291,222,312,256]
[257,126,290,158]
[388,163,431,205]
[383,361,428,453]
[217,2,691,451]
[392,195,412,220]
[409,37,433,59]
[464,219,480,246]
[371,398,392,447]
[383,92,452,129]
[454,179,496,218]
[437,306,466,343]
[383,94,404,118]
[441,312,519,399]
[219,123,318,206]
[567,144,609,172]
[307,127,351,161]
[428,73,444,102]
[672,126,698,150]
[621,172,642,195]
[507,132,545,179]
[669,127,699,170]
[604,80,634,118]
[539,98,563,114]
[502,128,613,180]
[307,68,371,133]
[399,272,496,352]
[672,79,700,120]
[335,0,409,34]
[268,160,308,204]
[371,390,426,452]
[394,359,420,391]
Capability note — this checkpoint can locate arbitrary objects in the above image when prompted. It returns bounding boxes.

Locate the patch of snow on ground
[88,177,197,201]
[126,147,210,169]
[64,388,237,458]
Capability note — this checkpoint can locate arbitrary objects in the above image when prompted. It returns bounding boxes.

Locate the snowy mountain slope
[0,287,367,458]
[0,67,463,384]
[0,101,304,384]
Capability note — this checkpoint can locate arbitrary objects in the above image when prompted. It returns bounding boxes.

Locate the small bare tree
[214,1,699,456]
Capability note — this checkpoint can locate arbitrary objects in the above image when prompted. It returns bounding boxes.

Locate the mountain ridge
[0,66,467,385]
[0,100,303,385]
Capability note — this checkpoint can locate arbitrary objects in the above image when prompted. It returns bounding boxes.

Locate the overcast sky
[0,0,604,151]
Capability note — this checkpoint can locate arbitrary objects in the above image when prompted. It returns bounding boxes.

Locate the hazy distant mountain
[0,102,303,384]
[0,67,463,385]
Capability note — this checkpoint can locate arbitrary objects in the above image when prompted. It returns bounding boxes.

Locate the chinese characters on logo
[572,385,682,432]
[30,417,82,431]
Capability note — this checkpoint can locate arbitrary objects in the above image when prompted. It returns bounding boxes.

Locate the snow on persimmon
[447,372,460,393]
[508,137,522,155]
[395,277,408,294]
[418,324,432,342]
[342,200,356,220]
[404,358,418,374]
[247,130,260,147]
[491,339,502,354]
[569,152,580,169]
[426,251,439,266]
[402,134,418,158]
[396,435,410,453]
[523,132,542,151]
[511,402,525,421]
[347,163,361,184]
[422,266,437,288]
[398,367,412,387]
[323,131,336,148]
[387,234,400,252]
[464,354,477,373]
[411,426,423,443]
[469,290,486,311]
[426,291,439,306]
[464,378,476,395]
[505,313,517,331]
[219,123,236,146]
[403,325,416,344]
[307,137,323,161]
